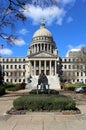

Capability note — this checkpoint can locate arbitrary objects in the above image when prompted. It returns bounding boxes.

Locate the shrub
[6,82,26,91]
[67,86,75,91]
[13,95,76,111]
[0,86,5,96]
[29,89,59,95]
[82,86,86,92]
[65,83,86,91]
[4,84,15,89]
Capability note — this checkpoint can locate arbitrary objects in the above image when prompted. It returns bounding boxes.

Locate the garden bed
[6,89,81,115]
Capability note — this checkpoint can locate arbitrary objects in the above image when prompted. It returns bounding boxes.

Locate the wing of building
[62,49,86,84]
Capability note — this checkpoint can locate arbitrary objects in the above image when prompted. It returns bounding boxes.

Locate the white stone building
[62,49,86,83]
[0,22,86,89]
[0,22,60,89]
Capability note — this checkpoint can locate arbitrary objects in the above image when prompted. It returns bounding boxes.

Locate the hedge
[64,83,86,91]
[5,83,26,91]
[13,95,76,111]
[29,89,59,95]
[0,87,5,96]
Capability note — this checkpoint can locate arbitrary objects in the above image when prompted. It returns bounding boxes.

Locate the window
[64,65,67,69]
[77,65,79,69]
[23,65,25,69]
[73,79,75,82]
[6,79,8,82]
[6,72,8,76]
[23,59,25,62]
[19,65,21,69]
[23,72,25,76]
[77,72,79,76]
[73,65,75,69]
[69,59,71,62]
[10,79,12,83]
[11,59,13,62]
[10,72,12,76]
[15,79,17,82]
[10,65,13,69]
[23,79,25,82]
[7,59,8,62]
[81,72,83,76]
[80,65,83,69]
[73,72,75,76]
[19,79,21,82]
[69,65,71,69]
[6,65,9,69]
[64,59,66,62]
[73,59,75,62]
[77,79,79,82]
[19,59,21,62]
[15,65,17,69]
[15,59,17,62]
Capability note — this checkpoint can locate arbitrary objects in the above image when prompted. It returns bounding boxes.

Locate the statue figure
[37,72,49,94]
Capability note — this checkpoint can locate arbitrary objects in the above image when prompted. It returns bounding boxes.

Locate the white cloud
[68,44,86,50]
[19,28,29,35]
[11,38,25,46]
[67,16,73,23]
[20,0,76,25]
[0,48,12,55]
[22,5,66,25]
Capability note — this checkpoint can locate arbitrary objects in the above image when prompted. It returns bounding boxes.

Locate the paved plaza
[0,91,86,130]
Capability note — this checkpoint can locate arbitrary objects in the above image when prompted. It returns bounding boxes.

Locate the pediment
[29,51,57,58]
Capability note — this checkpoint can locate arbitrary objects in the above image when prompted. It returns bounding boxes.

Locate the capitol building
[0,22,86,89]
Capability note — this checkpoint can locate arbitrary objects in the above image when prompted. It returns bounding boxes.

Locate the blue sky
[0,0,86,57]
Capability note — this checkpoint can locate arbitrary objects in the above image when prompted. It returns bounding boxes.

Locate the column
[36,44,38,52]
[39,60,41,74]
[48,44,49,52]
[44,43,45,51]
[50,60,51,75]
[34,45,35,53]
[46,44,48,51]
[50,45,51,53]
[34,60,36,75]
[44,61,46,75]
[41,44,42,51]
[30,61,32,76]
[55,60,57,75]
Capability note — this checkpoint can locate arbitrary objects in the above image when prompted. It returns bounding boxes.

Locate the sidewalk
[0,91,86,130]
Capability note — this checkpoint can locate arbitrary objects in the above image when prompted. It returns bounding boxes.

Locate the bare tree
[72,46,86,75]
[0,0,59,44]
[62,71,77,83]
[0,0,28,44]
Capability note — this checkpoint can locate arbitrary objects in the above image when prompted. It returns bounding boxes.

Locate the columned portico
[29,60,57,76]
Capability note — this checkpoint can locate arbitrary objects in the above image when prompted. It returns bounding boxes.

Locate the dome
[33,23,52,38]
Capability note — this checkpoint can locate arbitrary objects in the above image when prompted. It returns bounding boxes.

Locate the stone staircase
[47,75,60,90]
[26,76,38,89]
[26,75,61,90]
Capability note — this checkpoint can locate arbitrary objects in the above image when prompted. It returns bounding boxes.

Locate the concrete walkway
[0,91,86,130]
